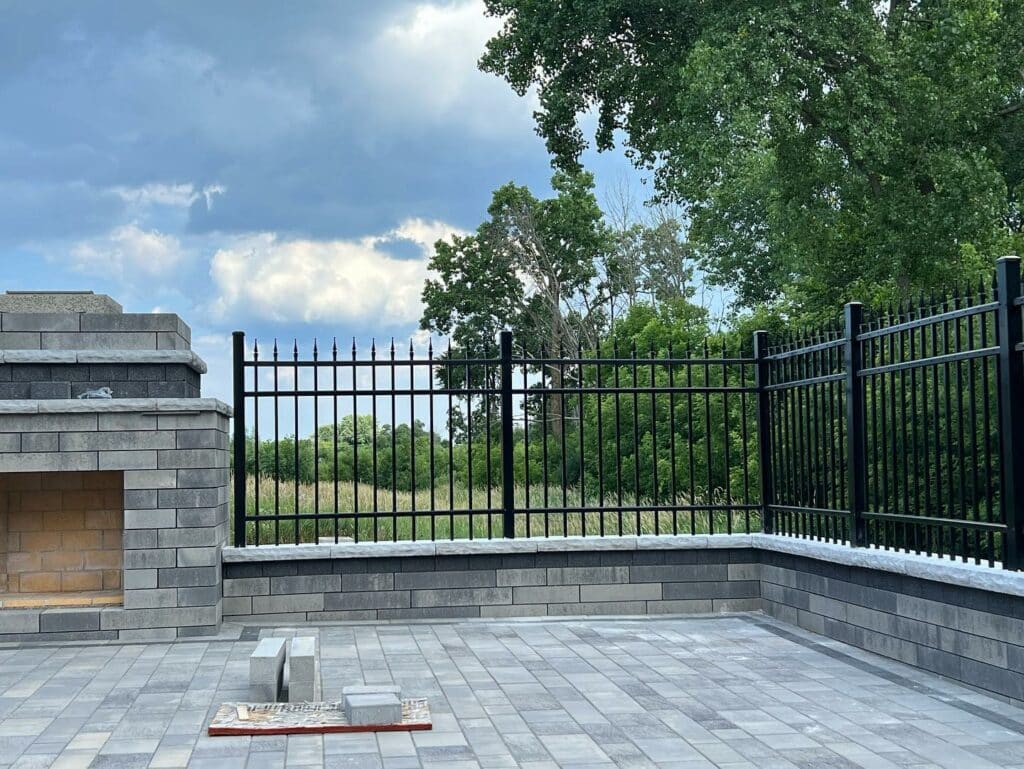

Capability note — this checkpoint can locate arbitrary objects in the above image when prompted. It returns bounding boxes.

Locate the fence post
[753,331,774,534]
[996,256,1024,569]
[844,302,868,547]
[232,331,247,548]
[499,330,516,538]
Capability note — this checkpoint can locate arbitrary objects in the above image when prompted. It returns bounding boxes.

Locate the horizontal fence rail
[232,334,760,545]
[232,256,1024,569]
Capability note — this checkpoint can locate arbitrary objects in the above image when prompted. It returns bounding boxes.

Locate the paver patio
[1,615,1024,769]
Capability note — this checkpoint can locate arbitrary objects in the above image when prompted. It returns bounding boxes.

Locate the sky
[0,0,649,406]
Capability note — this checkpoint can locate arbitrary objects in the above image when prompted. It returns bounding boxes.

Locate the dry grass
[235,476,758,544]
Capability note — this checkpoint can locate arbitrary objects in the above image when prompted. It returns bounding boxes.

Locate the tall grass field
[234,476,758,544]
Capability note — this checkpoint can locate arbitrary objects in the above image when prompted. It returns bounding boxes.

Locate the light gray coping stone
[0,397,232,416]
[1,349,207,373]
[224,532,1024,598]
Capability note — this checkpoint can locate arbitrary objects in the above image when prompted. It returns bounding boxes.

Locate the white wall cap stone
[435,538,539,555]
[0,398,231,416]
[0,349,207,373]
[225,532,1024,600]
[2,350,78,364]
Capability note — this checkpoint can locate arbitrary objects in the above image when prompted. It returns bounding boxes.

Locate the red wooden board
[208,699,432,736]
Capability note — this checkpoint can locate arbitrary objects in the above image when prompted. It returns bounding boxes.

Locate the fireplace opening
[0,471,123,609]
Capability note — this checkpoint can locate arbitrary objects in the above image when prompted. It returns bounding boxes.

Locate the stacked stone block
[222,545,761,622]
[0,400,229,640]
[759,548,1024,704]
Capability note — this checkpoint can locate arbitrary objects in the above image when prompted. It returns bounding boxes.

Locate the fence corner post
[499,330,516,539]
[232,331,247,548]
[844,302,867,548]
[996,256,1024,569]
[753,331,774,535]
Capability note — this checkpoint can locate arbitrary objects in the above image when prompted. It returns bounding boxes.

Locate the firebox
[0,471,123,607]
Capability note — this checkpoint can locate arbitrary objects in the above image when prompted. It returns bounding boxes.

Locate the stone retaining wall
[759,548,1024,703]
[222,545,761,622]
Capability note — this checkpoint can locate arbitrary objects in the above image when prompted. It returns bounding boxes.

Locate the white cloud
[354,0,537,136]
[69,223,188,277]
[209,218,465,325]
[111,182,225,210]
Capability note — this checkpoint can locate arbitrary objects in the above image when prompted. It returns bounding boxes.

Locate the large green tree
[480,0,1024,314]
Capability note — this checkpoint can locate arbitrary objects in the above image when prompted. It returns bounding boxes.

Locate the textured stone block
[580,583,662,602]
[513,586,579,604]
[410,587,511,608]
[288,636,320,703]
[344,693,401,725]
[249,637,287,702]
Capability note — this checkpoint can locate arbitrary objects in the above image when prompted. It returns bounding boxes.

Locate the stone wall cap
[0,350,207,374]
[0,397,231,416]
[0,292,122,314]
[224,532,1024,598]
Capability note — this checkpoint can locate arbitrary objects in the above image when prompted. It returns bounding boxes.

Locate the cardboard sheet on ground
[208,700,431,736]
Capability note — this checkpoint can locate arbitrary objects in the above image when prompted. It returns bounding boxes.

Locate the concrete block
[123,569,158,590]
[123,548,176,569]
[225,577,270,597]
[513,586,579,604]
[223,596,252,616]
[39,609,100,633]
[176,467,227,487]
[158,448,228,469]
[547,566,628,585]
[579,583,662,602]
[342,573,394,592]
[99,451,159,470]
[250,637,287,702]
[288,636,321,702]
[325,591,411,611]
[344,693,402,726]
[177,546,221,567]
[0,433,20,452]
[0,451,97,472]
[158,566,219,588]
[60,430,176,451]
[29,381,71,399]
[124,508,177,529]
[123,469,177,489]
[394,570,495,590]
[20,432,57,452]
[2,312,81,332]
[0,610,40,634]
[0,331,41,349]
[410,587,511,608]
[124,588,178,610]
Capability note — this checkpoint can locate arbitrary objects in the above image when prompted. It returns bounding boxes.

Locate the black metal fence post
[844,302,868,547]
[500,330,516,538]
[753,330,774,534]
[232,331,247,547]
[996,256,1024,569]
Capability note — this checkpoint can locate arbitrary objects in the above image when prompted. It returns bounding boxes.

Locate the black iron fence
[232,256,1024,569]
[231,334,759,545]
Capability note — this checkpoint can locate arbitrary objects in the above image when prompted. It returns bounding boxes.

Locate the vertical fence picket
[997,257,1024,568]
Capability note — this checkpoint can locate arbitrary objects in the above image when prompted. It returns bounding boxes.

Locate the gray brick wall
[759,550,1024,704]
[222,548,762,623]
[0,363,201,399]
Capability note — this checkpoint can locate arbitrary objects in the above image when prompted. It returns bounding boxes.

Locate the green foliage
[480,0,1024,315]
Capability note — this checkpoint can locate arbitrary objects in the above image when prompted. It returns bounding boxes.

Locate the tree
[480,0,1024,315]
[421,171,615,356]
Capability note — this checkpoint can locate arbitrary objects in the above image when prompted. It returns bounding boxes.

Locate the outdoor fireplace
[0,291,230,640]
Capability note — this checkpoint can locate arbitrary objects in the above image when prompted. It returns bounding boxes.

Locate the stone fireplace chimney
[0,292,230,641]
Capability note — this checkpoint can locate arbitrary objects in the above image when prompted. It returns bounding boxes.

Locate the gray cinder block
[288,636,321,703]
[249,637,287,702]
[344,692,402,725]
